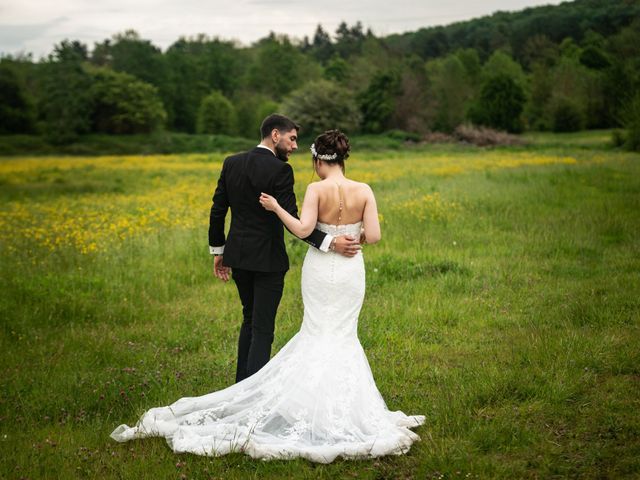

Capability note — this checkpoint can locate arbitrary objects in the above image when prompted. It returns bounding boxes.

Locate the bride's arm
[260,184,319,239]
[362,184,381,244]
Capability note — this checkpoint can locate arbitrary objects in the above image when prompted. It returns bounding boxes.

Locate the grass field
[1,133,639,479]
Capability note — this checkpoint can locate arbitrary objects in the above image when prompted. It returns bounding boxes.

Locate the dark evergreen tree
[334,22,366,59]
[39,40,93,143]
[0,62,35,133]
[468,73,526,133]
[310,25,334,64]
[358,71,401,133]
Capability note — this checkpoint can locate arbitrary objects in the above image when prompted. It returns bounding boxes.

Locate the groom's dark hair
[260,114,300,139]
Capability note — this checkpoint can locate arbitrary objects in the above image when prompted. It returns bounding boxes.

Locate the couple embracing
[111,114,424,463]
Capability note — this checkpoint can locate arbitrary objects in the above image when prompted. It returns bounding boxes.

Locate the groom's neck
[258,141,275,155]
[258,137,276,155]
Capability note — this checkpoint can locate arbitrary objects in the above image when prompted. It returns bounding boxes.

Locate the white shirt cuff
[318,235,333,253]
[210,245,225,255]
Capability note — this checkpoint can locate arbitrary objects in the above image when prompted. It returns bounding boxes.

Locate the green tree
[324,55,349,83]
[603,21,640,127]
[559,37,581,60]
[162,35,246,132]
[455,48,482,83]
[343,36,395,93]
[235,93,279,138]
[425,54,474,132]
[281,80,361,136]
[89,68,166,134]
[39,40,93,143]
[408,27,449,59]
[0,62,35,133]
[196,90,237,135]
[550,58,598,128]
[520,35,559,69]
[358,71,401,133]
[92,31,165,87]
[334,22,367,59]
[248,34,321,100]
[468,73,526,133]
[391,57,430,133]
[481,50,527,89]
[579,45,610,70]
[310,25,335,64]
[525,62,554,130]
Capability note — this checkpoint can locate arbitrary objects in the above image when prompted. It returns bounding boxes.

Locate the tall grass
[1,134,639,479]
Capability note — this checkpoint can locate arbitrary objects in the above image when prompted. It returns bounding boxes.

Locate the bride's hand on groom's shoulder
[259,192,279,212]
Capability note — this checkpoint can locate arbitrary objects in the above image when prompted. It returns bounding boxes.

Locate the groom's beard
[274,141,290,162]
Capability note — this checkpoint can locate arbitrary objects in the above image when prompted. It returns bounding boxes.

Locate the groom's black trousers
[231,268,286,383]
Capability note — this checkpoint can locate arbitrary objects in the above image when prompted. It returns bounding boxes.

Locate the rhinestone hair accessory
[310,143,338,161]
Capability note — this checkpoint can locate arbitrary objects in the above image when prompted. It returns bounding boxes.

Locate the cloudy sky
[1,0,565,58]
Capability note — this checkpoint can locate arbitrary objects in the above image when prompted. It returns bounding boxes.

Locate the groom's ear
[271,129,280,143]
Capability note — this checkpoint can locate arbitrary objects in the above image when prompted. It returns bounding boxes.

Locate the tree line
[1,0,639,149]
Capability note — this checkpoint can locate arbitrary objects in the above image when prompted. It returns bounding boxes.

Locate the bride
[110,130,425,463]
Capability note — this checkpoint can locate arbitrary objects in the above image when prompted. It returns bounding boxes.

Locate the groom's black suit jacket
[209,147,328,272]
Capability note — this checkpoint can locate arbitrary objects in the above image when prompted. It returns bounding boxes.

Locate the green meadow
[1,132,639,479]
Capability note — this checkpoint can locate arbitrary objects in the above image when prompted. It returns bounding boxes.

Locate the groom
[209,114,360,382]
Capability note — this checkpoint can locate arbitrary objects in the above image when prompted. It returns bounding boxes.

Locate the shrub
[611,129,626,147]
[281,79,361,136]
[422,131,455,144]
[551,96,585,132]
[386,129,422,142]
[621,93,640,152]
[196,91,237,135]
[453,123,525,146]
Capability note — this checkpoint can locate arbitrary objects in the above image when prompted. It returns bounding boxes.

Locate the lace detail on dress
[110,219,424,463]
[315,221,362,240]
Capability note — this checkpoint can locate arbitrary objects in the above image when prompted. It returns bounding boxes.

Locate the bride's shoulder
[307,179,333,190]
[348,180,374,195]
[305,180,327,192]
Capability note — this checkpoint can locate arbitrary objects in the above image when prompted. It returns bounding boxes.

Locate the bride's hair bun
[312,130,350,171]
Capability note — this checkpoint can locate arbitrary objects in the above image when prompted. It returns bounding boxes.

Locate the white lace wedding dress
[110,221,425,463]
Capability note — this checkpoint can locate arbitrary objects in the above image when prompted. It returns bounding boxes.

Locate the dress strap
[336,182,344,225]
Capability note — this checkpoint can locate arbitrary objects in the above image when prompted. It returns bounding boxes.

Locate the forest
[1,0,639,150]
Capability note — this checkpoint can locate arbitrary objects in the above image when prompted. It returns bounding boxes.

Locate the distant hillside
[385,0,640,62]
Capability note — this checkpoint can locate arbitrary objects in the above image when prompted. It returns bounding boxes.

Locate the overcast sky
[1,0,566,58]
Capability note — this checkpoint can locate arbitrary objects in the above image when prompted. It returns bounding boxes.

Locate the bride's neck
[323,170,345,181]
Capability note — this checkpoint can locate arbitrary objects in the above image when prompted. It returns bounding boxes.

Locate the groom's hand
[333,235,361,257]
[213,256,231,282]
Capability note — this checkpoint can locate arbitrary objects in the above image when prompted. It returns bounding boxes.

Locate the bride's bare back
[316,179,366,224]
[260,174,380,244]
[311,177,380,244]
